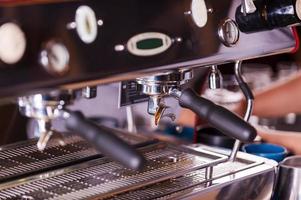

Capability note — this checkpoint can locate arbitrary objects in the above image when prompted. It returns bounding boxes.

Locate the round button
[0,23,26,64]
[191,0,208,28]
[75,5,98,44]
[40,41,70,76]
[218,19,240,47]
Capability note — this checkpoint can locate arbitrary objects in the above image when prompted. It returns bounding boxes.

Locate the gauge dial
[218,19,240,47]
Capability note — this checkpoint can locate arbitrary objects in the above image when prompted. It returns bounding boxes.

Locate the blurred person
[178,70,301,155]
[235,71,301,155]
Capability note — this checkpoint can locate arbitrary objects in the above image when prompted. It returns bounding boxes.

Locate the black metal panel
[0,0,295,98]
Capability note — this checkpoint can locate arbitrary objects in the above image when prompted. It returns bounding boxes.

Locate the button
[40,41,70,76]
[218,18,240,47]
[75,5,98,44]
[0,23,26,64]
[191,0,208,28]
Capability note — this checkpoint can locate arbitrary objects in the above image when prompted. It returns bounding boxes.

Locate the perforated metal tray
[106,159,260,200]
[0,143,227,200]
[0,132,153,183]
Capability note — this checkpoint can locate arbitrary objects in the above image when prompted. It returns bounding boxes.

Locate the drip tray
[0,143,227,200]
[0,132,153,183]
[107,159,257,200]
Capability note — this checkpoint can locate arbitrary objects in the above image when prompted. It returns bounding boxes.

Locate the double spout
[18,89,146,171]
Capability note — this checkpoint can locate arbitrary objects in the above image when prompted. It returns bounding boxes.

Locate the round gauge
[75,5,98,44]
[0,23,26,64]
[218,19,240,47]
[191,0,208,28]
[40,41,70,76]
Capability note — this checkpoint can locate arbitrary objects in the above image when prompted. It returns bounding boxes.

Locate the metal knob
[40,41,70,76]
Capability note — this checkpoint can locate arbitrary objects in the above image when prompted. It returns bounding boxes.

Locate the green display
[136,38,163,50]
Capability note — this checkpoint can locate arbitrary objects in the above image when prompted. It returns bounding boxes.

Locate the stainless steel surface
[18,92,75,150]
[107,161,251,200]
[136,70,193,96]
[108,156,274,200]
[208,65,223,89]
[229,60,254,162]
[0,143,277,200]
[274,155,301,200]
[0,132,151,183]
[36,120,54,151]
[18,92,74,120]
[126,106,137,133]
[0,143,227,199]
[137,70,192,124]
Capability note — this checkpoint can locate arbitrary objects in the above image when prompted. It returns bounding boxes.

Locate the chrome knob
[40,41,70,76]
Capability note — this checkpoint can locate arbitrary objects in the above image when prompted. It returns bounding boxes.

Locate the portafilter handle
[62,111,146,170]
[170,88,257,143]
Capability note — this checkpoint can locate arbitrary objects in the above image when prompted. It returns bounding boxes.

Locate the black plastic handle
[64,111,146,170]
[178,88,257,142]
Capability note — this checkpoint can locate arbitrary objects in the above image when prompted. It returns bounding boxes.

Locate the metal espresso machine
[0,0,300,199]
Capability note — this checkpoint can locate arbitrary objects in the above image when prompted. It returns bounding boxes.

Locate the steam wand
[229,60,254,162]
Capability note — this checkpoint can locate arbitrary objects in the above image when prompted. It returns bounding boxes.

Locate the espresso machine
[0,0,299,199]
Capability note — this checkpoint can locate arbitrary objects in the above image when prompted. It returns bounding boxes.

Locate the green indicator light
[136,38,163,50]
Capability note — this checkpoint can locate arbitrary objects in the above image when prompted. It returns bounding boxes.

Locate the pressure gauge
[0,23,26,64]
[218,18,240,47]
[191,0,208,28]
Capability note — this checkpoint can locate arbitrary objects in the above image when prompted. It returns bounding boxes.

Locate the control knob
[0,23,26,65]
[40,41,70,76]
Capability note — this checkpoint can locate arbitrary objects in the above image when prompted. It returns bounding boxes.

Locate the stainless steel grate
[0,143,227,200]
[0,133,152,183]
[106,161,250,200]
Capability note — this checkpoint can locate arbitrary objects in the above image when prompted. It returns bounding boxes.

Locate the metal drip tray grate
[0,133,152,183]
[107,161,252,200]
[0,143,227,200]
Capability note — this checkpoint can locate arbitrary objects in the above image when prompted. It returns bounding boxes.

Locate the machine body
[0,0,298,199]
